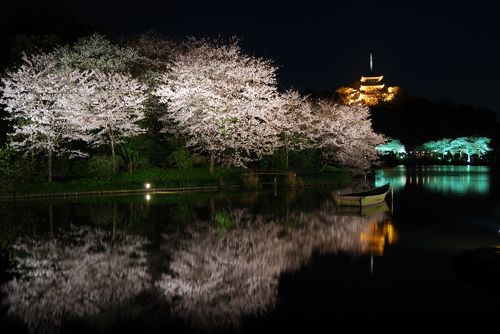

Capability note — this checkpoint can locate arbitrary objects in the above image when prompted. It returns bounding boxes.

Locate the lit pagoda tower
[336,53,399,106]
[360,53,385,94]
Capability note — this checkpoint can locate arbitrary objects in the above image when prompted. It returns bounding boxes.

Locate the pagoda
[360,53,385,93]
[336,53,399,106]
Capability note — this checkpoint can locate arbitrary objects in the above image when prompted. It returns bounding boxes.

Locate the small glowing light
[145,183,151,189]
[145,194,151,201]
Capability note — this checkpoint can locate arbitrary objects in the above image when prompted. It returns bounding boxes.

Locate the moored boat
[334,183,391,207]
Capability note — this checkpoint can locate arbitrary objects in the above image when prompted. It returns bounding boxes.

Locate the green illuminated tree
[422,138,451,158]
[376,139,406,156]
[449,136,492,162]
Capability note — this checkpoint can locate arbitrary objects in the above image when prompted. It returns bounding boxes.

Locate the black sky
[5,0,500,117]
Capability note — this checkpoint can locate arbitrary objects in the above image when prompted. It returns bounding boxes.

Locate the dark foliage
[371,92,497,149]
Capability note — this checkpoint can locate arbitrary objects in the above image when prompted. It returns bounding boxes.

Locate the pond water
[1,165,499,332]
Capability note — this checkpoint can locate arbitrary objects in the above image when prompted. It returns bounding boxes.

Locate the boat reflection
[336,202,396,256]
[157,197,396,328]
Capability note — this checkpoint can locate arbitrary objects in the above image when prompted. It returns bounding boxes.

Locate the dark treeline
[370,90,497,150]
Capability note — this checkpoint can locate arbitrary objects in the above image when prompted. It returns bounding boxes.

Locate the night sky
[3,0,500,118]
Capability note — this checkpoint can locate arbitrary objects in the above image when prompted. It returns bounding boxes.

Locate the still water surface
[1,165,499,332]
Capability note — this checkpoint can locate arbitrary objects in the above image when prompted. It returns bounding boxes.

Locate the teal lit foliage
[376,139,406,156]
[422,136,492,161]
[422,139,452,157]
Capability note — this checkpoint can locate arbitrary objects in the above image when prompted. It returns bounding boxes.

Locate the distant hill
[370,91,497,149]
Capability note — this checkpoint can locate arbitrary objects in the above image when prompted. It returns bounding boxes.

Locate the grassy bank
[2,168,240,195]
[0,166,353,197]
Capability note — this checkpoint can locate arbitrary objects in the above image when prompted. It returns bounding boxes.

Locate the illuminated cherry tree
[55,33,138,73]
[2,226,150,332]
[376,138,406,156]
[276,90,316,168]
[154,38,282,172]
[422,138,452,157]
[0,53,95,182]
[84,71,148,171]
[128,33,187,85]
[449,136,492,162]
[52,34,148,171]
[311,100,385,172]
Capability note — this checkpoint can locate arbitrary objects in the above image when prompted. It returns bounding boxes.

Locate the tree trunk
[283,133,290,170]
[209,154,215,174]
[48,148,53,182]
[285,144,289,170]
[109,128,117,172]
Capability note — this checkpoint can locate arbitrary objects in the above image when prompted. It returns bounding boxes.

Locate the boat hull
[334,184,391,207]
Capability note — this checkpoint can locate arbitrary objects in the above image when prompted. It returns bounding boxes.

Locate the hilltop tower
[336,53,399,106]
[360,53,385,93]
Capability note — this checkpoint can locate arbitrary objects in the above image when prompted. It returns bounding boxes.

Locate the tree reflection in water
[1,195,396,331]
[2,226,150,332]
[156,197,395,329]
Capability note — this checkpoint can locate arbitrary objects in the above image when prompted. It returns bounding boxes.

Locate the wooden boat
[334,184,391,207]
[335,201,390,217]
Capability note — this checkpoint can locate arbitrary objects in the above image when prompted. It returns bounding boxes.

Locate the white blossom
[311,101,385,172]
[274,90,317,167]
[80,70,148,170]
[55,34,138,73]
[0,53,96,181]
[154,38,283,169]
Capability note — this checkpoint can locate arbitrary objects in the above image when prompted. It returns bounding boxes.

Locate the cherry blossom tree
[0,53,95,182]
[128,33,187,85]
[52,34,148,172]
[276,90,316,169]
[470,137,492,158]
[449,136,492,162]
[127,34,192,136]
[422,138,452,157]
[2,226,150,332]
[84,71,148,171]
[55,33,139,73]
[376,138,406,156]
[154,38,283,173]
[311,100,385,173]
